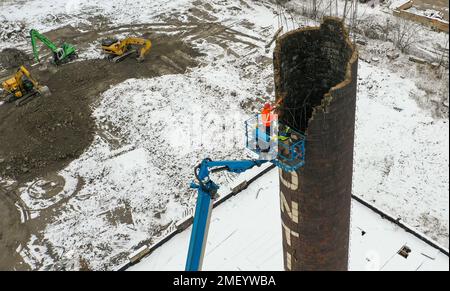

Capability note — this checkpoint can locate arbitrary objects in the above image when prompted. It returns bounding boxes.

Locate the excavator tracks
[15,91,39,107]
[53,52,78,66]
[110,49,137,63]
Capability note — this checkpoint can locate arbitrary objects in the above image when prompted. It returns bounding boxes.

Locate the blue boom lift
[185,114,306,271]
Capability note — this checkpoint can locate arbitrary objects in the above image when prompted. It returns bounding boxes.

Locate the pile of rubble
[0,48,30,69]
[0,21,27,42]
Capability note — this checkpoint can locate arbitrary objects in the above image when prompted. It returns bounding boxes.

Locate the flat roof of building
[128,167,449,271]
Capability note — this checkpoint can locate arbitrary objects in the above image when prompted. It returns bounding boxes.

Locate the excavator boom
[123,37,152,62]
[101,37,152,63]
[30,29,58,61]
[30,29,77,65]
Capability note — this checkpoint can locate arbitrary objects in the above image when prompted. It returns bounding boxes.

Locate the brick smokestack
[273,18,358,271]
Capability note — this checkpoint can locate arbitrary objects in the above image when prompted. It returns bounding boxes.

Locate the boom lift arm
[185,114,306,271]
[30,29,77,65]
[185,158,270,271]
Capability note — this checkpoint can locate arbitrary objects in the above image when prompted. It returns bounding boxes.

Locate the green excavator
[30,29,77,65]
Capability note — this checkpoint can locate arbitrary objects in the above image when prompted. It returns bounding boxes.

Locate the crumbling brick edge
[273,16,359,118]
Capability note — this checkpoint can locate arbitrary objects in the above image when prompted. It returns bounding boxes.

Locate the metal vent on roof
[398,245,412,259]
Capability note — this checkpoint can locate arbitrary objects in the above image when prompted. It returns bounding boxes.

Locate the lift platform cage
[244,114,306,172]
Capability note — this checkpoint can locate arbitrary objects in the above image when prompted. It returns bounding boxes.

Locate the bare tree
[343,0,349,20]
[273,0,359,39]
[391,18,420,53]
[313,0,317,16]
[434,38,449,69]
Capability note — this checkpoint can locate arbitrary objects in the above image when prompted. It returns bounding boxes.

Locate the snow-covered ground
[0,0,448,270]
[25,50,270,269]
[355,61,449,246]
[0,0,193,32]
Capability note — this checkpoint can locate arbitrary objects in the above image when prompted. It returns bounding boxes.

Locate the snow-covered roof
[128,166,449,271]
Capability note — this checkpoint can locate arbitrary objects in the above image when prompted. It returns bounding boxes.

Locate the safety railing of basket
[245,114,306,172]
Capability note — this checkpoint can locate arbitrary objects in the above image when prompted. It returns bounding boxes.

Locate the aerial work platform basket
[245,114,306,172]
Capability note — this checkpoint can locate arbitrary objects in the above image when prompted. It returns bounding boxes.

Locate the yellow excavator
[101,37,152,63]
[1,66,51,106]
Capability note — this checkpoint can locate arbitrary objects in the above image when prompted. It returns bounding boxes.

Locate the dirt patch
[105,202,134,226]
[0,48,31,69]
[188,7,219,22]
[0,33,201,182]
[0,61,95,181]
[0,181,30,270]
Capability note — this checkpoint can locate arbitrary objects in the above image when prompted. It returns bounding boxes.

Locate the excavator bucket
[38,85,51,97]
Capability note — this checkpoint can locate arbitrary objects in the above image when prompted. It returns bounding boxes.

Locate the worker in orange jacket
[261,102,275,138]
[258,102,276,153]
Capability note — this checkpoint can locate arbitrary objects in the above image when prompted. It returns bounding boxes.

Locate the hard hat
[264,103,271,109]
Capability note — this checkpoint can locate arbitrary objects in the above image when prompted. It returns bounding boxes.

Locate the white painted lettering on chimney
[279,169,298,190]
[280,190,298,223]
[282,221,300,246]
